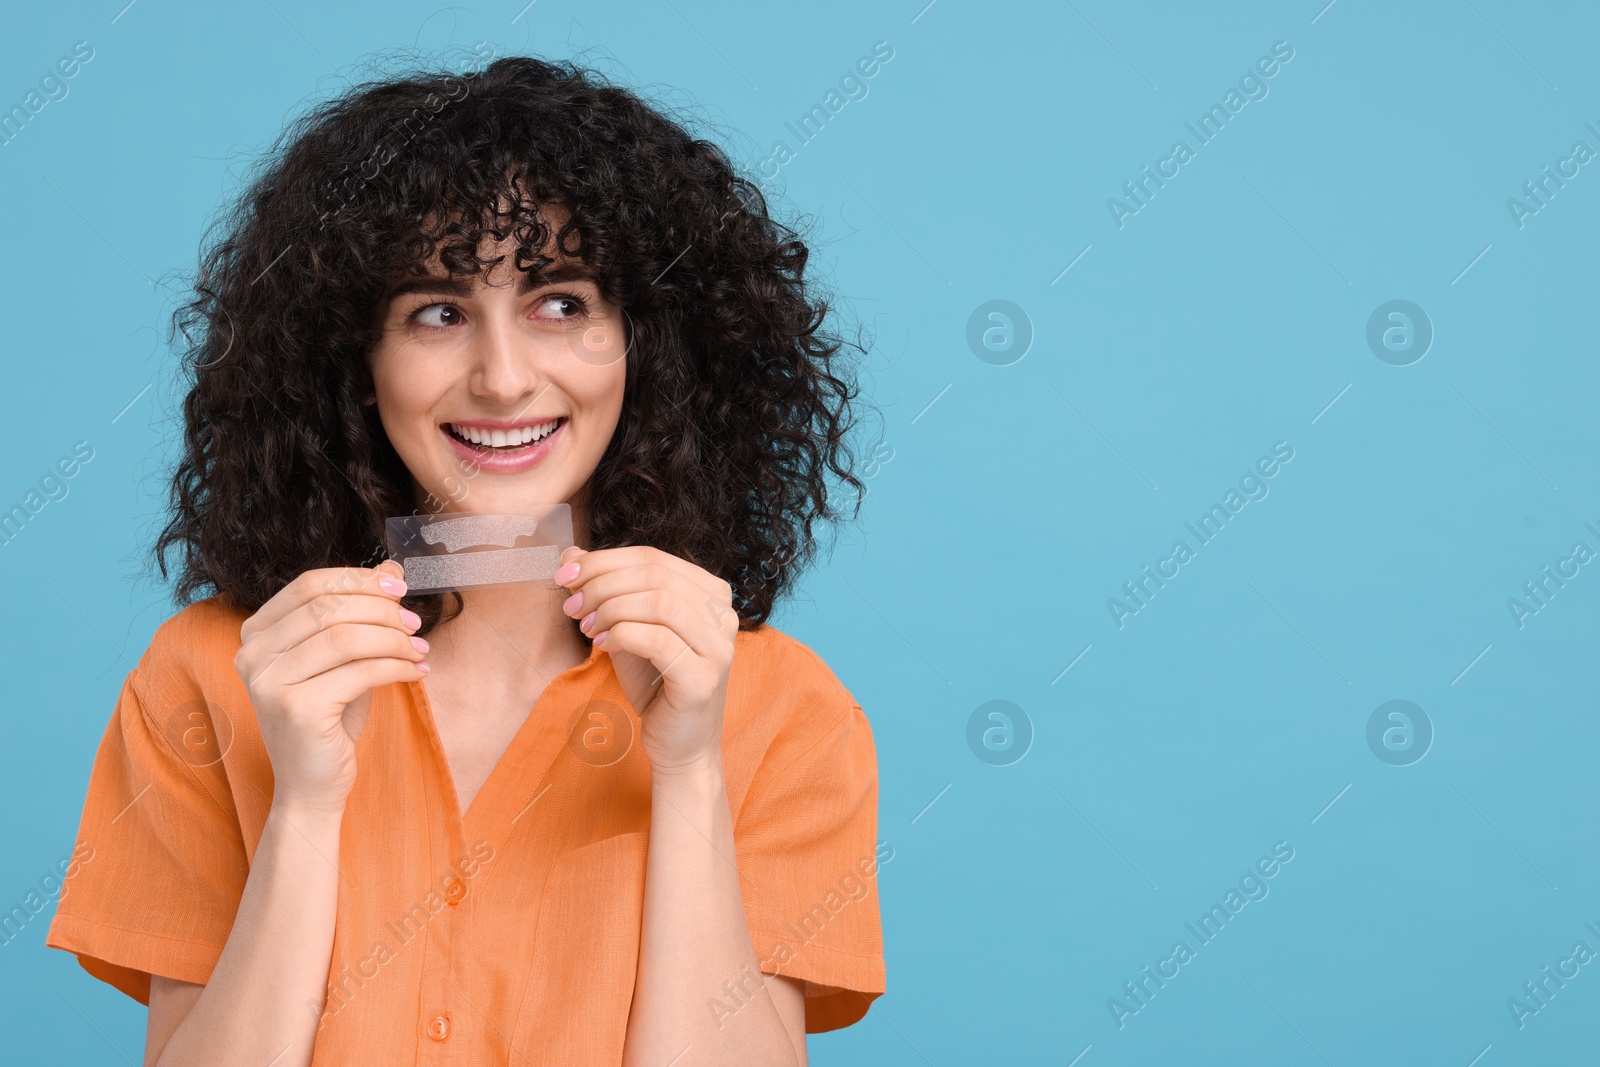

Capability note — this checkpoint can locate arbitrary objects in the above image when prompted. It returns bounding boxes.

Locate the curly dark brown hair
[153,51,874,635]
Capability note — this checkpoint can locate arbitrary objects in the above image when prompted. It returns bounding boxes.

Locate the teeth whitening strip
[422,514,542,551]
[385,505,575,593]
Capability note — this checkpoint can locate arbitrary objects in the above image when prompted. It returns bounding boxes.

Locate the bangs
[317,96,609,301]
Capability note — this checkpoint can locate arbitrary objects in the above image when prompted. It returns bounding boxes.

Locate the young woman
[47,53,885,1066]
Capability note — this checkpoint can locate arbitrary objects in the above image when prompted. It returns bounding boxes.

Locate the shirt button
[444,878,466,905]
[426,1013,451,1041]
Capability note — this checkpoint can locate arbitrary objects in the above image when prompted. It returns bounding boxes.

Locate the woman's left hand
[554,545,739,774]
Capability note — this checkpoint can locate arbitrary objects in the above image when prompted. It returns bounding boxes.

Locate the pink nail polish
[400,608,422,629]
[579,611,595,634]
[411,636,429,653]
[593,630,607,647]
[563,592,582,615]
[379,577,407,596]
[554,562,579,585]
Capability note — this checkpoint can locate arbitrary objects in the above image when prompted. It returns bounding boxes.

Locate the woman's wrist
[267,793,348,838]
[648,747,727,792]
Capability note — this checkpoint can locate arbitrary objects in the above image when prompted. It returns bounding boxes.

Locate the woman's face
[366,232,627,524]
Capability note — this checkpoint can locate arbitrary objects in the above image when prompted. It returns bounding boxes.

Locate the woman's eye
[412,303,461,328]
[537,294,589,321]
[404,294,587,329]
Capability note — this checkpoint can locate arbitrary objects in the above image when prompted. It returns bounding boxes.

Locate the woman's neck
[423,582,591,694]
[414,493,595,688]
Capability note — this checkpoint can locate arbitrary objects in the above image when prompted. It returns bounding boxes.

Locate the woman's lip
[440,418,565,473]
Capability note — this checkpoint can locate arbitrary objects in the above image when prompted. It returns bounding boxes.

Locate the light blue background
[3,1,1597,1063]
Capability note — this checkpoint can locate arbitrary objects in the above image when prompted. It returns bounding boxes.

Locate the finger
[243,562,408,640]
[579,588,726,660]
[303,655,428,715]
[249,621,427,689]
[251,588,421,663]
[240,593,419,690]
[558,546,730,603]
[562,563,720,628]
[595,620,715,687]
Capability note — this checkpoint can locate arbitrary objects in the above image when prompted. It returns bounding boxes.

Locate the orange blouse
[47,596,886,1064]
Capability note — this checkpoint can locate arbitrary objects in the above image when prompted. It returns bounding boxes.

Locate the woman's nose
[468,310,543,404]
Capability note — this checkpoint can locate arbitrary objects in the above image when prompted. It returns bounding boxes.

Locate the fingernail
[417,661,431,673]
[554,562,579,585]
[563,592,583,615]
[380,577,407,596]
[593,630,607,647]
[579,611,596,634]
[411,636,430,653]
[400,608,422,630]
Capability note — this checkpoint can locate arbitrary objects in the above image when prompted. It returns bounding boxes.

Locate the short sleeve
[45,651,250,1006]
[736,695,885,1032]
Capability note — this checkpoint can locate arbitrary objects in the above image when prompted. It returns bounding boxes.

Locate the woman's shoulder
[731,622,859,711]
[725,622,871,774]
[154,593,251,640]
[144,593,249,658]
[127,594,251,707]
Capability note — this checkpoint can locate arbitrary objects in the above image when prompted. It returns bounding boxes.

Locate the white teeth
[449,419,561,448]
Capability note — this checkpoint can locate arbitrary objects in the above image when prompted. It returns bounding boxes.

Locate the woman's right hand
[233,559,428,815]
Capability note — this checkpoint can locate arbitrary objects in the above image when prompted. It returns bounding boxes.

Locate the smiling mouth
[444,417,566,452]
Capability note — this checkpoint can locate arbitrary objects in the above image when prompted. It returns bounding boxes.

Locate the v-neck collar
[405,637,612,844]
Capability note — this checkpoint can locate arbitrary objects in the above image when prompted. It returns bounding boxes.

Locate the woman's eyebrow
[525,264,595,287]
[384,264,596,303]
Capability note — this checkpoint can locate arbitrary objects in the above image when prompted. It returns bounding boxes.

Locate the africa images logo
[1106,41,1295,229]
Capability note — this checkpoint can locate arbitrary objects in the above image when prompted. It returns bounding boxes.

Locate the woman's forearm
[154,801,342,1067]
[623,753,799,1067]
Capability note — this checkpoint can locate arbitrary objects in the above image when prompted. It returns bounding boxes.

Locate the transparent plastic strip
[384,504,574,594]
[400,543,562,592]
